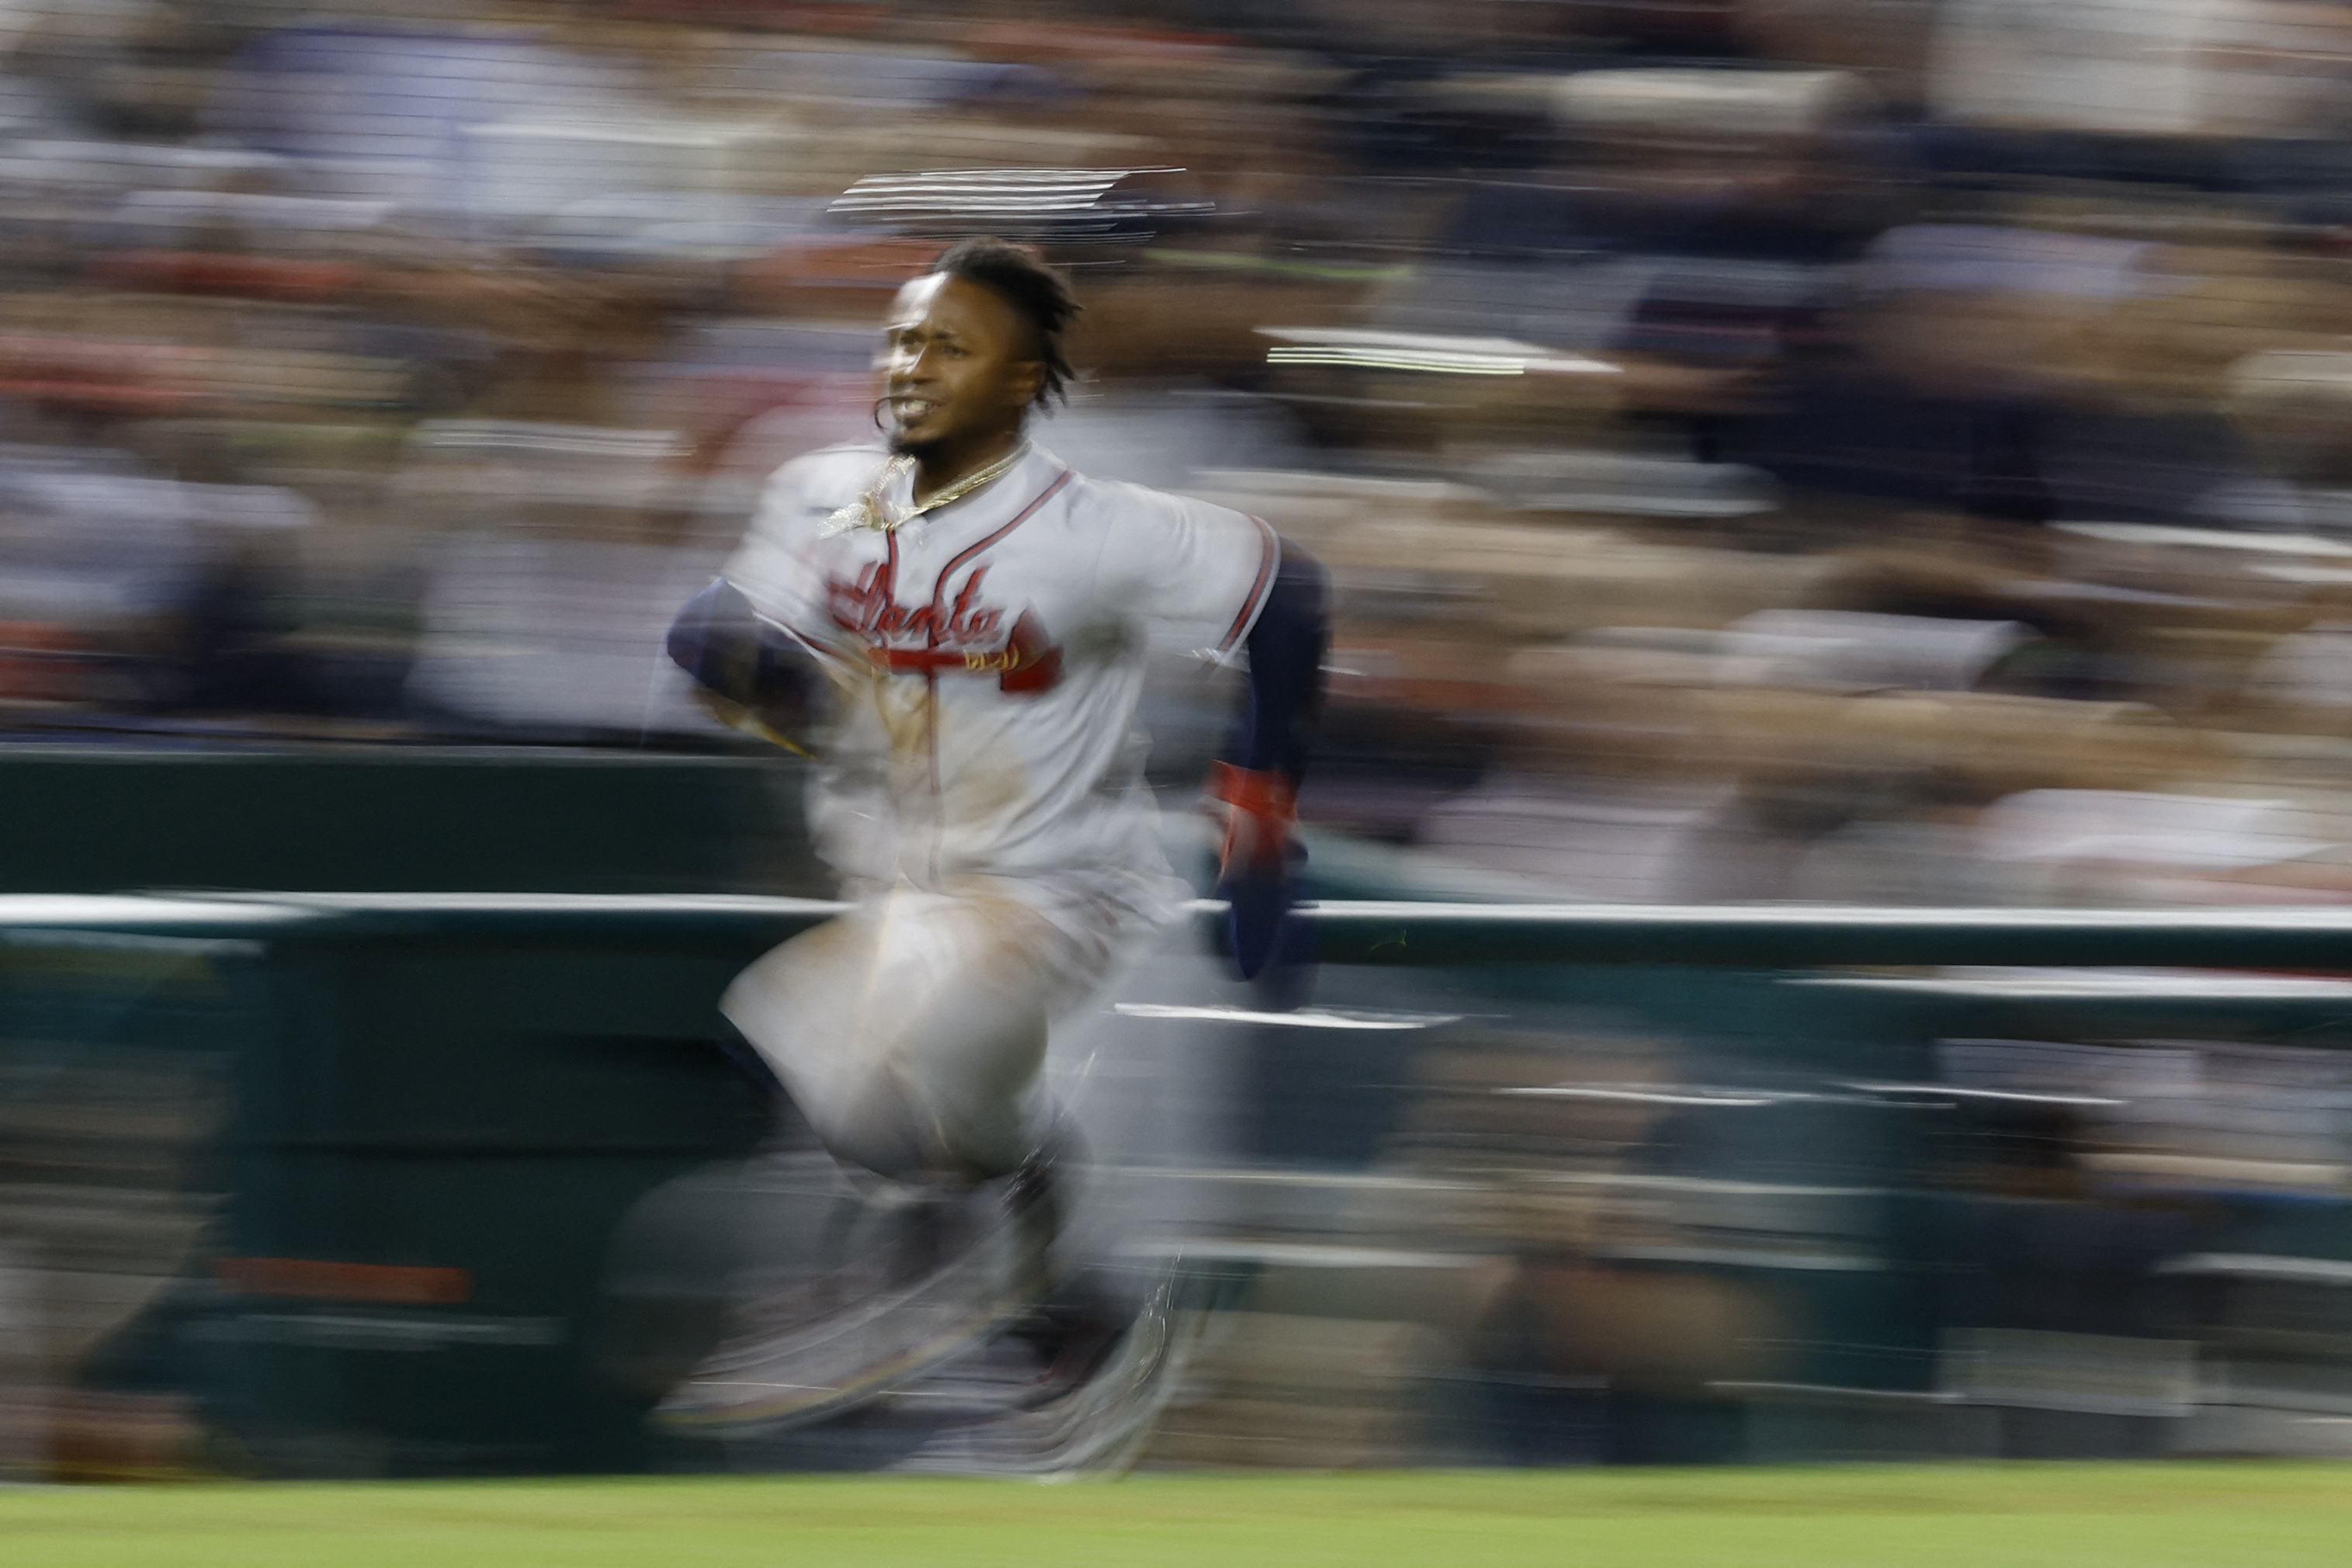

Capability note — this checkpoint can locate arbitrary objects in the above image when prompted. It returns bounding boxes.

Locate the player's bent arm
[1208,539,1328,979]
[1223,539,1328,786]
[666,577,825,755]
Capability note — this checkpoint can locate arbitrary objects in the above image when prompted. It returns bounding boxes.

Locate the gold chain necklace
[824,444,1029,536]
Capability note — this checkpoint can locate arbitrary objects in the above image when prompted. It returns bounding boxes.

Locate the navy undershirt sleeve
[1223,539,1329,781]
[666,577,817,725]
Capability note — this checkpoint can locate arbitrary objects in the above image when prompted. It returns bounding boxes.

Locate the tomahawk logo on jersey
[723,440,1278,893]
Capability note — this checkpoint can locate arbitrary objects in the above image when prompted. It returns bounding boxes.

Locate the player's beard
[886,425,944,461]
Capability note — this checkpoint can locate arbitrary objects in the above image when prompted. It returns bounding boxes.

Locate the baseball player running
[659,238,1327,1433]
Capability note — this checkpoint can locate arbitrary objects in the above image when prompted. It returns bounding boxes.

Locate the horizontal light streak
[1260,326,1618,378]
[1269,346,1525,376]
[829,167,1205,222]
[1111,1002,1459,1029]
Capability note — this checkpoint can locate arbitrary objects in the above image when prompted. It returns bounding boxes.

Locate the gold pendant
[822,495,886,536]
[821,456,914,536]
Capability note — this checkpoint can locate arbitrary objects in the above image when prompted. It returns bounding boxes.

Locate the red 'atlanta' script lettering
[824,560,1062,694]
[827,560,1004,648]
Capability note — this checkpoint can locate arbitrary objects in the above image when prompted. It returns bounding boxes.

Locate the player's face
[878,273,1044,461]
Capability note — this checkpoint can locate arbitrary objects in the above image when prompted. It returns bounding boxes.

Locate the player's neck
[910,428,1025,507]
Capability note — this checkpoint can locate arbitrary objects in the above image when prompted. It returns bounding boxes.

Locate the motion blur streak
[15,0,2352,1486]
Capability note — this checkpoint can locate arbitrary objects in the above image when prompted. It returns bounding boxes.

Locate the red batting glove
[1208,761,1297,878]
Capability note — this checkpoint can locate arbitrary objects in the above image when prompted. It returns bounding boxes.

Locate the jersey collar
[880,442,1067,540]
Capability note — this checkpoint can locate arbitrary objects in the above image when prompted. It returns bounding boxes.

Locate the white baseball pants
[720,874,1160,1185]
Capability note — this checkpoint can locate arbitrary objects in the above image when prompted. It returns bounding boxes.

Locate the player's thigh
[720,907,879,1072]
[722,887,1056,1088]
[720,907,912,1176]
[878,888,1063,1101]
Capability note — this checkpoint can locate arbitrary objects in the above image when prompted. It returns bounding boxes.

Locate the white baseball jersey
[723,442,1277,895]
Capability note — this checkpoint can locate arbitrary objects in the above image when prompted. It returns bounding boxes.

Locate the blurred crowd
[6,0,2352,903]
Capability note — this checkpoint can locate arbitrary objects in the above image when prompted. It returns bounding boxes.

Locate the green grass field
[8,1463,2352,1568]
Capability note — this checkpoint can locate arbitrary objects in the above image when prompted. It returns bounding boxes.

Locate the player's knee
[810,1085,931,1185]
[817,1068,1031,1186]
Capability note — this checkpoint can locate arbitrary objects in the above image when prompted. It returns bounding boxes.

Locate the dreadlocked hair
[928,236,1080,409]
